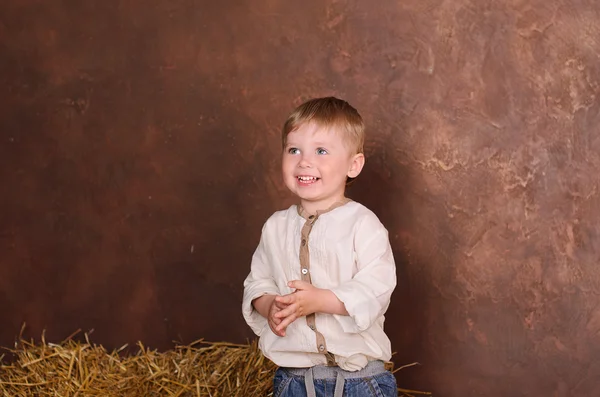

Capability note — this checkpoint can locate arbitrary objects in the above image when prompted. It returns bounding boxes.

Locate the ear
[347,153,365,178]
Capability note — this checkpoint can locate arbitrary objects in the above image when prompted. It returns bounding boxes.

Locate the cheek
[330,162,350,177]
[281,157,294,175]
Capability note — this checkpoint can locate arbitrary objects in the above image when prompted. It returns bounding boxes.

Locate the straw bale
[0,330,431,396]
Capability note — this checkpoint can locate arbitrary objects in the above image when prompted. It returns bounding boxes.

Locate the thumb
[288,279,310,290]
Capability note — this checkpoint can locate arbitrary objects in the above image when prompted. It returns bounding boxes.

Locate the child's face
[282,122,364,214]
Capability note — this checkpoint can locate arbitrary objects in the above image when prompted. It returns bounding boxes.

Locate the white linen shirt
[242,201,397,371]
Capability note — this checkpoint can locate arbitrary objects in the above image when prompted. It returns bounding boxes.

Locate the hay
[0,329,431,396]
[0,330,275,397]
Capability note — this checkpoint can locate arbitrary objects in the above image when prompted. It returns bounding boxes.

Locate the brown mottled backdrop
[1,1,600,396]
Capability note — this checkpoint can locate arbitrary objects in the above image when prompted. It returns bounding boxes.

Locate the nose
[298,153,312,168]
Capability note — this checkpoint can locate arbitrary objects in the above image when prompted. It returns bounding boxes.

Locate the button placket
[296,200,351,367]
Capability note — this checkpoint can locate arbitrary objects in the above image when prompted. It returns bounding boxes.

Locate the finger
[288,280,310,290]
[276,294,296,305]
[287,280,299,290]
[271,318,287,337]
[276,313,297,333]
[269,322,285,337]
[274,300,289,310]
[275,303,298,319]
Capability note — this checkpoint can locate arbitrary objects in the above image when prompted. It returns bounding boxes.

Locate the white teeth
[298,176,317,181]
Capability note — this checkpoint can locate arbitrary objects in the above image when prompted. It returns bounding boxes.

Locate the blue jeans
[273,365,398,397]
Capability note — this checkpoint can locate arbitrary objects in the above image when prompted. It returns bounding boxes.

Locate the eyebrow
[285,141,333,147]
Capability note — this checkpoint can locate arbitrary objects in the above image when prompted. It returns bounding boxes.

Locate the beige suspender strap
[297,198,351,367]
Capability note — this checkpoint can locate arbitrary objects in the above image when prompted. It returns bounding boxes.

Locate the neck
[299,197,350,217]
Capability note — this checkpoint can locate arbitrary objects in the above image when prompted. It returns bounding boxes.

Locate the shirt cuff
[242,284,279,336]
[332,313,362,333]
[330,286,374,333]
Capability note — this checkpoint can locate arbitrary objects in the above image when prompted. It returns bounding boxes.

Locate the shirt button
[318,345,325,352]
[309,324,315,330]
[301,268,308,275]
[301,239,306,246]
[308,215,315,220]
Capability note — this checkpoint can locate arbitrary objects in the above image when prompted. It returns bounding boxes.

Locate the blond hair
[281,97,365,154]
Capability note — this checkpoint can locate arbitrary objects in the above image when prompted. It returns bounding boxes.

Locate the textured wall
[1,1,599,396]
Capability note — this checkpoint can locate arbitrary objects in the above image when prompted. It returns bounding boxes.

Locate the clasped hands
[267,280,323,337]
[258,280,348,337]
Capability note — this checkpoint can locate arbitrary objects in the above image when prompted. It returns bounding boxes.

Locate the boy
[242,97,397,397]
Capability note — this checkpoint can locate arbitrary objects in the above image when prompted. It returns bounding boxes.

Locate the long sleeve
[330,214,397,333]
[242,223,280,336]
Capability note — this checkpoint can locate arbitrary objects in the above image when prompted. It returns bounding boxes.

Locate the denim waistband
[283,360,386,380]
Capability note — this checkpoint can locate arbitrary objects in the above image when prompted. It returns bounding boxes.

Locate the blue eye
[316,148,328,155]
[288,147,300,155]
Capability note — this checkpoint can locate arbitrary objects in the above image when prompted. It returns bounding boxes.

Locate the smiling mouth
[297,176,320,182]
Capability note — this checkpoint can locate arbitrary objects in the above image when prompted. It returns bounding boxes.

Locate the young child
[242,97,397,397]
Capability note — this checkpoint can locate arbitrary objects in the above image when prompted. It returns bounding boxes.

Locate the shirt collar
[297,198,352,221]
